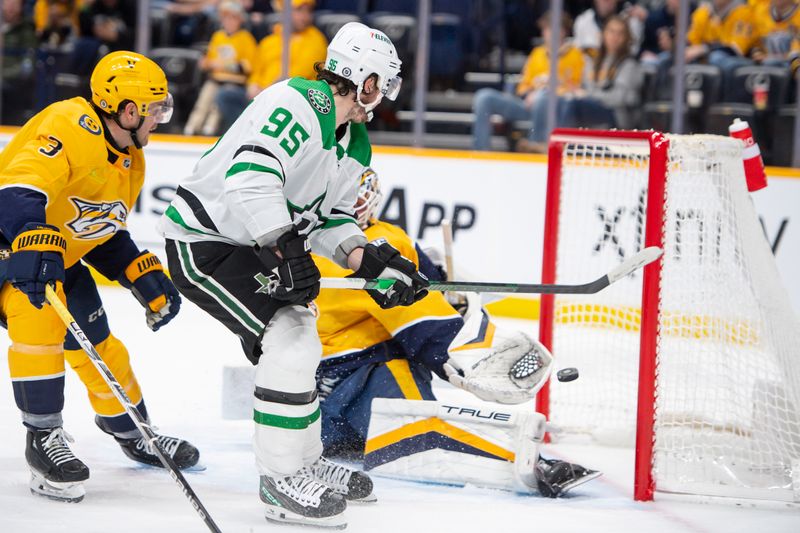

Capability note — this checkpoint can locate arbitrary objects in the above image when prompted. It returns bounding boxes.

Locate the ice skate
[114,433,200,470]
[96,416,200,469]
[535,457,601,498]
[309,456,376,503]
[259,471,347,529]
[26,427,90,503]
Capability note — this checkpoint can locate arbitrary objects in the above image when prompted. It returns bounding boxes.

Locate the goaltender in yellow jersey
[311,169,601,498]
[316,218,460,363]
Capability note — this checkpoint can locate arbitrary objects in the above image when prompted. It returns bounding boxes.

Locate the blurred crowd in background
[2,0,799,164]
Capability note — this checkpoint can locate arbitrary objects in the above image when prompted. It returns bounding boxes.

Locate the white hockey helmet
[355,167,382,229]
[324,22,402,111]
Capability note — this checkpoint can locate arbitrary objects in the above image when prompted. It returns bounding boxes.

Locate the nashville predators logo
[67,197,128,239]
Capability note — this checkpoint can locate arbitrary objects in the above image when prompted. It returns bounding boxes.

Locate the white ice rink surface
[1,287,799,533]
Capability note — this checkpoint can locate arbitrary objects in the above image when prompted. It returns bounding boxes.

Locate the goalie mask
[325,22,402,119]
[355,168,383,229]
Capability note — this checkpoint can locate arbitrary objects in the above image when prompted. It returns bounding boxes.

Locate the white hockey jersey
[159,77,370,265]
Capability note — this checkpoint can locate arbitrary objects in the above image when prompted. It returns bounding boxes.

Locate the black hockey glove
[349,239,429,309]
[7,223,66,308]
[255,229,320,305]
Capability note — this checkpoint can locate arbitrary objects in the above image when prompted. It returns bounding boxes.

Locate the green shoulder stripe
[225,162,284,183]
[287,77,336,150]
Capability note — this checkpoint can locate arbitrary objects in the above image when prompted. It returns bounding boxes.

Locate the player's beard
[136,121,158,147]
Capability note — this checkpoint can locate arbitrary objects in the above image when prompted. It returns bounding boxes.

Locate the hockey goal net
[537,129,800,503]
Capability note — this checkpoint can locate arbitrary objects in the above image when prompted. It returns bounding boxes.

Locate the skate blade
[264,506,347,530]
[30,472,86,503]
[347,492,377,504]
[559,470,602,496]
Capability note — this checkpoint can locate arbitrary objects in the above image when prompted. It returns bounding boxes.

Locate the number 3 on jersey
[261,107,309,157]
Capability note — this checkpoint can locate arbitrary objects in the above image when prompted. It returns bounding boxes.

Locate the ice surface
[1,288,798,532]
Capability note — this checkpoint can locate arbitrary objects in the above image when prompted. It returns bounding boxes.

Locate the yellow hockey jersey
[205,28,258,84]
[314,220,461,363]
[0,97,144,268]
[687,2,757,55]
[752,2,800,57]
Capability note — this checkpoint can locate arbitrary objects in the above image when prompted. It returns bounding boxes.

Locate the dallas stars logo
[307,88,332,115]
[254,272,277,295]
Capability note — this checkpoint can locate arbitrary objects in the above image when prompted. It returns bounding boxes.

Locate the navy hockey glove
[7,223,66,308]
[349,239,429,309]
[255,229,321,305]
[121,251,181,331]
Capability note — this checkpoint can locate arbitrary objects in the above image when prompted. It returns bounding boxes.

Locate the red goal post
[536,128,800,504]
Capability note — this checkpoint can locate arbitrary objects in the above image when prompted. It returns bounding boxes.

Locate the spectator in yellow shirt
[184,1,256,136]
[33,0,81,43]
[751,0,800,68]
[247,0,327,97]
[472,12,584,151]
[520,15,643,152]
[686,0,756,84]
[215,0,327,132]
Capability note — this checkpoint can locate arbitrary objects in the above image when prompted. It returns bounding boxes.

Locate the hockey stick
[322,246,662,295]
[44,285,222,533]
[441,219,454,281]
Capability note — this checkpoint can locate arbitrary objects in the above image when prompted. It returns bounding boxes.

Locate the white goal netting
[544,132,800,502]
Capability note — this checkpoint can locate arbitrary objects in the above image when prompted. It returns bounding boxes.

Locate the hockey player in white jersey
[159,23,428,528]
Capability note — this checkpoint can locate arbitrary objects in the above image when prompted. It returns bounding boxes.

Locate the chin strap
[356,81,383,122]
[113,114,145,149]
[92,102,144,149]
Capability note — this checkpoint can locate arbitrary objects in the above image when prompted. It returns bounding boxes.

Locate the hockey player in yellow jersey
[0,51,199,503]
[313,168,601,497]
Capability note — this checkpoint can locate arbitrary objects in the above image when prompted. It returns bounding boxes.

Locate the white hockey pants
[253,305,323,477]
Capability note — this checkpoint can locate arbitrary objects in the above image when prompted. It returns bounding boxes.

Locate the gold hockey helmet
[90,51,171,122]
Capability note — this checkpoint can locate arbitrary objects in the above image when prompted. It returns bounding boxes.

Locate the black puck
[556,367,579,382]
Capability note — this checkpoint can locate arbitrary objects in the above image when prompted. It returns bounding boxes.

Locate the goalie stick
[441,219,454,281]
[44,285,222,533]
[324,246,662,295]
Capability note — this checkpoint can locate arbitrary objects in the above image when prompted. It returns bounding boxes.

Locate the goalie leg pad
[319,358,435,456]
[364,398,546,493]
[255,305,324,477]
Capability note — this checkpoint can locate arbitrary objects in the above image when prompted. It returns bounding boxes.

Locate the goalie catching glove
[349,239,429,309]
[121,251,181,331]
[442,293,553,404]
[254,228,321,305]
